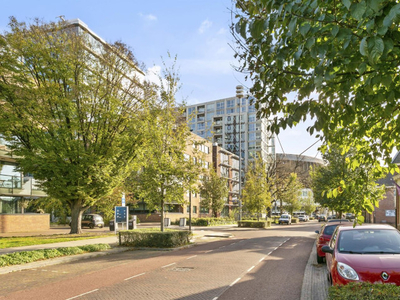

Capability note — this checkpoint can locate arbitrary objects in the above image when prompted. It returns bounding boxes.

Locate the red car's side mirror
[315,230,320,234]
[321,245,333,254]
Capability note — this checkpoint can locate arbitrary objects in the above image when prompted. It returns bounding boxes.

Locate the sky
[0,0,322,158]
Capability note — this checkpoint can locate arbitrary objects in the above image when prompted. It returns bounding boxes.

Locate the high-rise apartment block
[185,93,275,169]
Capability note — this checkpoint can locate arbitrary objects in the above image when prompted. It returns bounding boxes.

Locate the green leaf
[289,18,297,34]
[351,2,367,20]
[331,25,339,37]
[342,0,351,10]
[358,62,367,75]
[360,37,368,56]
[382,74,392,88]
[383,4,400,27]
[299,23,311,37]
[368,37,384,63]
[305,37,315,50]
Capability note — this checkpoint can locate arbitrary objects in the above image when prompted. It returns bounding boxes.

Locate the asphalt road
[0,222,320,300]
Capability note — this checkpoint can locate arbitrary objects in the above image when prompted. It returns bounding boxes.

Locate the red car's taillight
[319,235,331,244]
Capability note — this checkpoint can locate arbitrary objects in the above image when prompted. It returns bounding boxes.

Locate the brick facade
[374,187,396,226]
[0,213,50,233]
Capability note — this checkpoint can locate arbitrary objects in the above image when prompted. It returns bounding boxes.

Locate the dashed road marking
[247,266,255,272]
[230,277,241,287]
[205,250,213,253]
[161,263,176,268]
[186,255,197,260]
[124,272,145,281]
[66,289,99,300]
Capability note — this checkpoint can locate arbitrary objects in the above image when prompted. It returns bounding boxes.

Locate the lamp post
[189,189,192,231]
[236,85,244,221]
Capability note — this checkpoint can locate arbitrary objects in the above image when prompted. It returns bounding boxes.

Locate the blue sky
[0,0,322,158]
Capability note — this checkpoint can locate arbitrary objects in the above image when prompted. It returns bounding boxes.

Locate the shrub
[0,243,110,267]
[328,282,400,299]
[119,230,192,248]
[190,217,236,226]
[292,218,299,223]
[238,220,271,228]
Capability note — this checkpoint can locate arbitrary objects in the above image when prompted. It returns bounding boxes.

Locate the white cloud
[217,28,227,35]
[146,65,162,85]
[139,13,157,21]
[198,19,212,34]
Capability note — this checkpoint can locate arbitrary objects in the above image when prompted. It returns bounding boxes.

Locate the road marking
[248,266,255,272]
[161,263,176,268]
[230,277,241,287]
[124,272,145,281]
[212,297,218,300]
[66,289,99,300]
[259,256,266,263]
[186,255,197,260]
[267,251,272,255]
[205,250,213,253]
[219,245,226,249]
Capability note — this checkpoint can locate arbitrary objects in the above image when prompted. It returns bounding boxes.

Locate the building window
[217,101,225,110]
[227,99,234,108]
[197,123,205,130]
[193,206,197,213]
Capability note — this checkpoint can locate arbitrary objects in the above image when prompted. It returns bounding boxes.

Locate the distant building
[184,94,275,170]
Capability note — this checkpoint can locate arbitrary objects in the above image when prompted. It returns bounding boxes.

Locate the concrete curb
[300,241,329,300]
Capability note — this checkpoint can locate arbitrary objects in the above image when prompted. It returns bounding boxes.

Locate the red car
[315,222,352,263]
[322,224,400,285]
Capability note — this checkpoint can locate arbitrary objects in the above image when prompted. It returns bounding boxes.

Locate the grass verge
[0,243,111,267]
[0,233,115,249]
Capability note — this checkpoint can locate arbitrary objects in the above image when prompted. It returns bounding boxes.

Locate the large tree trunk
[70,199,86,234]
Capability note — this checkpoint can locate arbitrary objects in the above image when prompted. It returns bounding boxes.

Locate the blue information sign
[115,206,128,223]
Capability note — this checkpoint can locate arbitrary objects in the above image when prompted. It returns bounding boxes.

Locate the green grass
[0,233,115,249]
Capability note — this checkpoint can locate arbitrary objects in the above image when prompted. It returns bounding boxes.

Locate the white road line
[230,277,241,287]
[247,266,255,272]
[124,272,145,281]
[259,256,266,263]
[219,246,226,249]
[66,289,99,300]
[161,263,176,268]
[212,297,218,300]
[186,255,197,260]
[205,250,213,253]
[267,251,272,255]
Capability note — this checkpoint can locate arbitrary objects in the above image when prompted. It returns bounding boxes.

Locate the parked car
[318,215,327,222]
[327,215,337,220]
[278,214,292,225]
[70,214,104,229]
[327,219,350,223]
[322,224,400,285]
[315,222,352,264]
[298,215,309,222]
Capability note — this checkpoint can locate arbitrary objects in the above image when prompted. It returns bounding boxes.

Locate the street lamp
[236,85,244,221]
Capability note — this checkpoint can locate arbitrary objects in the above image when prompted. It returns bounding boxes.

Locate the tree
[0,18,149,233]
[280,173,303,215]
[233,1,400,169]
[199,168,229,218]
[301,190,317,216]
[128,59,203,231]
[242,157,272,220]
[311,146,385,223]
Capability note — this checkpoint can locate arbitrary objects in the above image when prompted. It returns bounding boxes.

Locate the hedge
[0,244,110,267]
[172,217,236,226]
[328,282,400,299]
[238,220,271,228]
[119,229,192,248]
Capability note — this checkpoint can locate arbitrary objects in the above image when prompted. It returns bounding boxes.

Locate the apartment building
[0,140,48,233]
[185,93,275,171]
[132,133,240,222]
